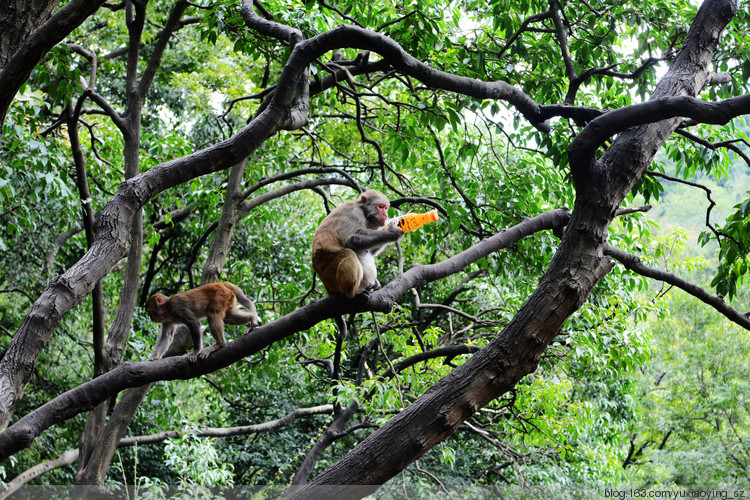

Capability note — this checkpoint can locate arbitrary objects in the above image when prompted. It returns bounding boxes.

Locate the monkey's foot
[197,344,223,360]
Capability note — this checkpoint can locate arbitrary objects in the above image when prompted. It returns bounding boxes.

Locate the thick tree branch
[0,208,571,462]
[568,93,750,182]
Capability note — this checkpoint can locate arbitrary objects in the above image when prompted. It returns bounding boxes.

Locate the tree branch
[604,244,750,331]
[568,93,750,182]
[0,405,333,494]
[0,208,571,462]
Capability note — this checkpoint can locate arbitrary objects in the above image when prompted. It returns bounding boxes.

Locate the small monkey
[145,281,259,361]
[312,189,403,298]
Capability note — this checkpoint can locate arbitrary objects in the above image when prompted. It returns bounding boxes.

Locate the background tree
[0,0,749,495]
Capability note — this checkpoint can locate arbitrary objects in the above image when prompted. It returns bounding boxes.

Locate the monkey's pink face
[375,202,389,225]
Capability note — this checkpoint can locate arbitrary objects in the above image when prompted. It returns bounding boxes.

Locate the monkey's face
[145,294,167,323]
[374,201,389,225]
[360,190,390,227]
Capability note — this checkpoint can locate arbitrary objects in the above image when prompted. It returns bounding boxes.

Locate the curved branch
[120,404,334,444]
[240,167,362,201]
[675,128,750,170]
[0,449,79,499]
[604,244,750,331]
[135,0,189,100]
[382,345,481,378]
[237,177,359,215]
[263,22,551,131]
[568,93,750,179]
[646,170,723,243]
[0,405,334,495]
[240,0,302,47]
[0,208,571,462]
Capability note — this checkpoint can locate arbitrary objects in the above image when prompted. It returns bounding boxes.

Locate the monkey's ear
[358,192,369,204]
[155,295,166,306]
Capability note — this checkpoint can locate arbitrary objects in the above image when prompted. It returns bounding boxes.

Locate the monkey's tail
[224,282,258,315]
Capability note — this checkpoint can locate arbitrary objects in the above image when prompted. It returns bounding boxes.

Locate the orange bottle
[387,210,439,233]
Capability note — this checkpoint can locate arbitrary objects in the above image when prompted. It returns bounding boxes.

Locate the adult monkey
[312,189,404,364]
[312,189,404,299]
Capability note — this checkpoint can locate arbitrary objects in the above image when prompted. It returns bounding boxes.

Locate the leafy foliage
[1,0,750,492]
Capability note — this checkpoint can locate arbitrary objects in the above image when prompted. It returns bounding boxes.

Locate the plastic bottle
[386,209,439,233]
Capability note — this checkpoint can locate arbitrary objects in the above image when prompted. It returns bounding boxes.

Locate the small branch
[153,202,198,230]
[646,170,725,244]
[615,205,652,216]
[0,405,333,494]
[240,167,362,201]
[237,177,359,216]
[0,450,79,499]
[382,345,481,379]
[706,72,731,85]
[121,404,334,444]
[549,0,577,86]
[136,0,190,99]
[604,244,750,332]
[675,128,750,170]
[493,11,552,58]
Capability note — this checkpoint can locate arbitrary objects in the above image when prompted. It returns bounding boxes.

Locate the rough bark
[200,159,248,285]
[0,0,108,129]
[0,0,59,67]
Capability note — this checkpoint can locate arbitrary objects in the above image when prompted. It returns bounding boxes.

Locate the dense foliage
[0,0,749,494]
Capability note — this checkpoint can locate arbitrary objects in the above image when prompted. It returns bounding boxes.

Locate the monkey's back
[170,283,236,319]
[311,200,364,253]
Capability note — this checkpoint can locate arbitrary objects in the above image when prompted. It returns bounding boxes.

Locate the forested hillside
[0,0,749,496]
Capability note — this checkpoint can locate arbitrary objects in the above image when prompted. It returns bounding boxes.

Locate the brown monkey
[145,281,259,362]
[312,189,404,298]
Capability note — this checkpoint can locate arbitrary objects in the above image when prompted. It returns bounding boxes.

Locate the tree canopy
[0,0,749,495]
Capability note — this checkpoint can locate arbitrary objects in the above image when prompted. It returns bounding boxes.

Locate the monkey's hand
[386,225,405,237]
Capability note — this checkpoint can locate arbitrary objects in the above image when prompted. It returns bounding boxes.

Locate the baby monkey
[145,281,259,361]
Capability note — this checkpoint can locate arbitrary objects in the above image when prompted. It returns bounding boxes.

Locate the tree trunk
[201,159,248,284]
[0,0,107,130]
[0,0,60,67]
